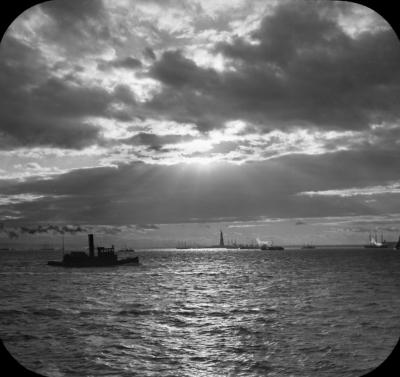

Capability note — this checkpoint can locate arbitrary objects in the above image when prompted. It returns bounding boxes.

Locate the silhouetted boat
[301,244,316,249]
[47,234,139,267]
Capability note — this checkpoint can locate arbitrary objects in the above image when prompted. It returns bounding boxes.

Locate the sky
[0,0,399,248]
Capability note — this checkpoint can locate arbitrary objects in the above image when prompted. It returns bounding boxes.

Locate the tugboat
[47,234,139,267]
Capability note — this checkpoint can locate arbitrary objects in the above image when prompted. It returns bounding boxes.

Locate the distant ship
[176,241,192,249]
[394,236,400,250]
[301,244,316,249]
[118,246,135,252]
[239,244,259,249]
[239,240,259,249]
[260,242,284,251]
[48,234,139,267]
[364,232,389,248]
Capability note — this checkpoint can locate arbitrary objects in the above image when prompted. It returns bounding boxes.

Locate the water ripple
[1,248,400,376]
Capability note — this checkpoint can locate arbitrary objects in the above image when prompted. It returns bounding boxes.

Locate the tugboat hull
[47,256,139,267]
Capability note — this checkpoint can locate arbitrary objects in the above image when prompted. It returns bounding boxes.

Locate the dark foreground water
[0,247,399,377]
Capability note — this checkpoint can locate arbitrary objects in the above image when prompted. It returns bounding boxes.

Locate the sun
[188,156,219,168]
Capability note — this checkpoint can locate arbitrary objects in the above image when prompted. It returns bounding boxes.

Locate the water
[0,247,399,377]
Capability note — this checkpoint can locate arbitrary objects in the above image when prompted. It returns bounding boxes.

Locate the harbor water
[0,247,399,376]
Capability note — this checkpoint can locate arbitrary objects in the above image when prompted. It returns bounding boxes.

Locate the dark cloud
[150,50,218,88]
[113,84,137,104]
[37,0,112,57]
[0,223,144,238]
[0,224,88,239]
[0,36,141,149]
[123,132,193,150]
[1,148,400,226]
[40,0,105,23]
[0,71,106,149]
[31,77,111,118]
[146,2,400,132]
[144,47,156,60]
[221,2,341,68]
[20,224,87,235]
[0,1,142,150]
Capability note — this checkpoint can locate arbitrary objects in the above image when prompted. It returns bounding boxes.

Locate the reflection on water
[0,248,400,376]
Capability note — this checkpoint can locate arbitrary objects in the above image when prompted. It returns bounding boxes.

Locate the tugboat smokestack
[88,234,95,258]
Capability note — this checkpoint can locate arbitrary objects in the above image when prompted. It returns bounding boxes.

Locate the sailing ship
[364,232,389,248]
[301,244,316,249]
[239,242,258,249]
[176,241,192,249]
[260,241,284,250]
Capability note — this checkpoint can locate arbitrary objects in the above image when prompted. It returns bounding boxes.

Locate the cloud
[1,0,399,234]
[0,37,108,149]
[123,132,194,150]
[2,0,399,158]
[0,194,46,206]
[0,36,143,149]
[145,1,400,133]
[0,223,88,238]
[150,50,218,88]
[36,0,112,58]
[98,56,143,71]
[144,47,156,60]
[298,182,400,197]
[0,222,161,239]
[1,150,398,226]
[135,224,160,232]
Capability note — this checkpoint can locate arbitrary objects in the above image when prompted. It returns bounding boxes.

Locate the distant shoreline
[1,243,398,251]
